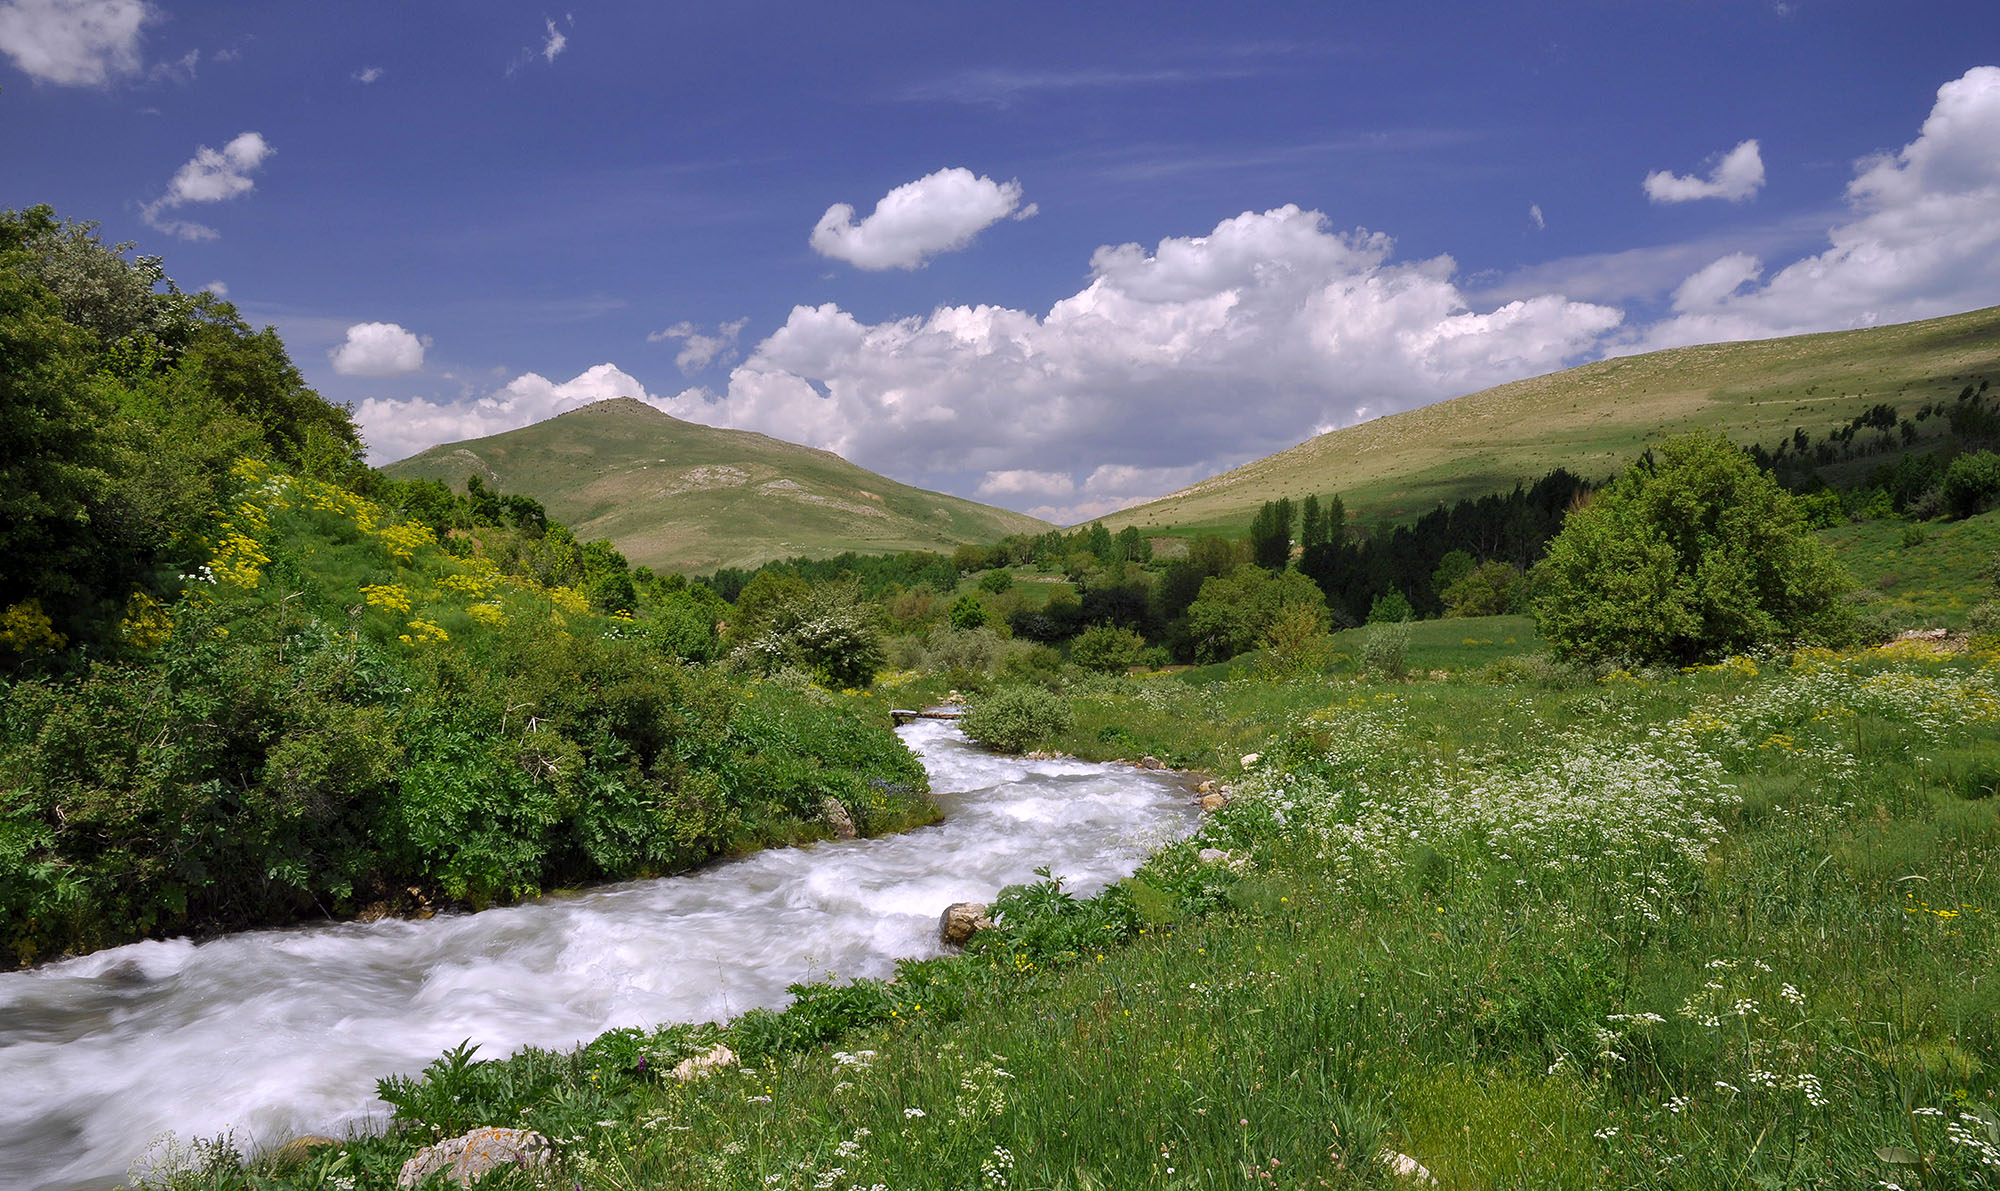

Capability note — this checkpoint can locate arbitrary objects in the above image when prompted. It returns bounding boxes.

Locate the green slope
[382,398,1051,572]
[1104,305,2000,534]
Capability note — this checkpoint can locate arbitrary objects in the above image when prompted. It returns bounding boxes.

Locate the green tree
[1533,432,1852,665]
[1068,624,1148,673]
[947,593,989,631]
[1440,560,1522,617]
[1248,498,1295,570]
[1185,567,1327,663]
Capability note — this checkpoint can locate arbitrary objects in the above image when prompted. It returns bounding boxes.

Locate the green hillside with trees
[381,398,1052,573]
[1105,304,2000,535]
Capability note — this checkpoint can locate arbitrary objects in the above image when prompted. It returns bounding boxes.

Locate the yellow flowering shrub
[375,521,437,561]
[399,619,449,646]
[549,586,590,616]
[118,591,173,649]
[467,603,508,628]
[361,584,414,613]
[0,600,67,655]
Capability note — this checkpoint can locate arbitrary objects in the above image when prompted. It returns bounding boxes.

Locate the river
[0,720,1197,1190]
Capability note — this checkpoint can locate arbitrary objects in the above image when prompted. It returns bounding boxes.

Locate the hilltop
[382,399,1051,572]
[1105,304,2000,533]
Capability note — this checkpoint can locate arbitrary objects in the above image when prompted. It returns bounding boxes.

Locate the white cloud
[1644,139,1766,203]
[358,363,660,463]
[0,0,151,86]
[648,317,749,374]
[203,279,226,297]
[330,322,428,377]
[540,17,565,62]
[811,168,1032,270]
[140,131,273,240]
[1529,203,1545,230]
[677,203,1622,515]
[352,65,382,84]
[1640,66,2000,349]
[508,15,568,74]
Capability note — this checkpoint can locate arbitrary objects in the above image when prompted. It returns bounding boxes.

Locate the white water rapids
[0,720,1197,1190]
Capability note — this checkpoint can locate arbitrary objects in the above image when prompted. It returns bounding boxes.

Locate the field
[1106,305,2000,536]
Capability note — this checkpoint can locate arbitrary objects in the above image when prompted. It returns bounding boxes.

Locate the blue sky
[5,1,1998,522]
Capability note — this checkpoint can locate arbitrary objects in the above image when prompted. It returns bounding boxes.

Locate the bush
[1942,450,2000,519]
[1367,590,1414,624]
[959,685,1073,753]
[977,569,1014,594]
[1533,433,1852,666]
[1359,620,1411,681]
[1068,624,1148,673]
[921,626,1006,677]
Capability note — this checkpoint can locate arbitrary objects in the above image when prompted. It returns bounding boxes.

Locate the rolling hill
[1105,305,2000,535]
[382,399,1051,572]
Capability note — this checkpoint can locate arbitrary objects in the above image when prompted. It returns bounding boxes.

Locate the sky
[4,1,1999,524]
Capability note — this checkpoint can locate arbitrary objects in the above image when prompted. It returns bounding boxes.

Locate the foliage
[1943,450,2000,519]
[731,580,886,690]
[946,592,988,631]
[1440,559,1523,617]
[1183,567,1327,664]
[1367,588,1414,623]
[1258,600,1335,678]
[1067,624,1149,674]
[1359,619,1412,680]
[1535,433,1853,666]
[959,685,1073,753]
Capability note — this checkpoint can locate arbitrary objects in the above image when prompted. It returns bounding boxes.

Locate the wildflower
[904,1108,926,1119]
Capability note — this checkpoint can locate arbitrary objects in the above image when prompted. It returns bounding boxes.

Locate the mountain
[381,399,1051,572]
[1103,305,2000,534]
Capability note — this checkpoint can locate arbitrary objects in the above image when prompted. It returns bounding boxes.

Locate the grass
[1105,305,2000,536]
[382,398,1051,573]
[138,634,2000,1190]
[1825,507,2000,628]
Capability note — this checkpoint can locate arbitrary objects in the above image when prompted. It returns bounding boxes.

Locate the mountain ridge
[383,398,1052,572]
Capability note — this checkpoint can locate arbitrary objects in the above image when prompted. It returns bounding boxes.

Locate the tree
[1185,567,1327,663]
[947,593,989,630]
[1248,499,1294,570]
[1533,432,1851,665]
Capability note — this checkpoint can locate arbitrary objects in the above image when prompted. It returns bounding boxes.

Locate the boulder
[1195,779,1217,795]
[1139,755,1164,770]
[1200,792,1227,813]
[1196,848,1232,864]
[822,797,858,840]
[1239,752,1261,769]
[939,901,993,947]
[670,1043,738,1081]
[396,1127,550,1188]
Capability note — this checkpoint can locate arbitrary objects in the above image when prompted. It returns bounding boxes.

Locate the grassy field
[180,640,2000,1191]
[383,398,1051,573]
[1830,507,2000,628]
[1105,305,2000,537]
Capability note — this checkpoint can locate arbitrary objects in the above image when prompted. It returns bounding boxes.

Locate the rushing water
[0,720,1196,1190]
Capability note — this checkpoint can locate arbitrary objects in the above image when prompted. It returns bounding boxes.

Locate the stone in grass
[1240,752,1261,769]
[671,1043,739,1081]
[1196,848,1232,864]
[1139,755,1165,770]
[395,1127,550,1187]
[1200,792,1227,813]
[939,901,993,947]
[1379,1150,1438,1184]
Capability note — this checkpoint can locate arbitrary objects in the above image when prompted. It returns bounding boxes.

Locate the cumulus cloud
[1640,66,2000,348]
[1644,138,1766,203]
[674,203,1622,516]
[352,65,382,84]
[358,363,659,463]
[203,280,226,297]
[540,17,565,62]
[1529,203,1545,230]
[0,0,151,86]
[648,317,749,374]
[330,322,428,377]
[811,167,1032,270]
[141,131,273,241]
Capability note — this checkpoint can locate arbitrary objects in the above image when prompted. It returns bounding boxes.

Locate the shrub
[921,625,1006,677]
[1259,601,1333,678]
[960,685,1073,753]
[977,569,1014,594]
[947,593,988,631]
[1367,589,1414,624]
[1942,450,2000,519]
[1359,620,1411,680]
[1533,432,1852,666]
[1068,624,1148,673]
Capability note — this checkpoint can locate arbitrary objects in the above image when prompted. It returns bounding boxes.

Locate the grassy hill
[383,398,1052,572]
[1105,304,2000,535]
